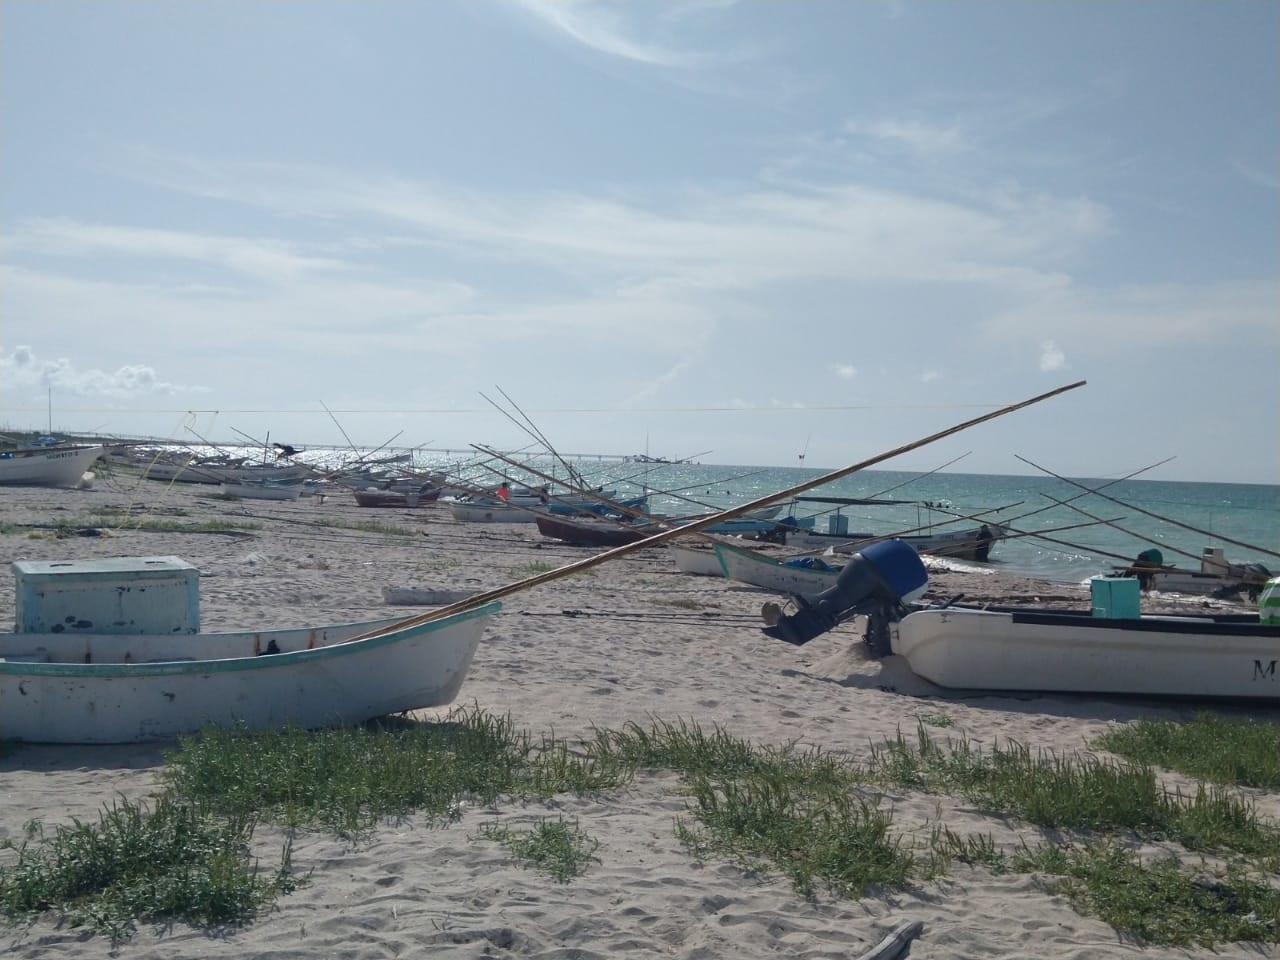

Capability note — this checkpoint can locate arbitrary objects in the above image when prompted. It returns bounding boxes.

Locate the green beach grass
[1,709,1277,946]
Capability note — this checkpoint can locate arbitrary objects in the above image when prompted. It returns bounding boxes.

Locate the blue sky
[2,1,1276,483]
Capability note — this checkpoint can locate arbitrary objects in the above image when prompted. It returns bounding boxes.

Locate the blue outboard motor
[761,539,927,654]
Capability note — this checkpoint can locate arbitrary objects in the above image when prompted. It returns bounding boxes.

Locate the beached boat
[0,444,105,488]
[535,513,656,547]
[1115,546,1273,600]
[669,543,729,577]
[138,455,311,485]
[448,499,540,523]
[785,521,1004,562]
[0,606,501,744]
[353,486,442,508]
[757,540,1280,700]
[891,606,1280,699]
[714,542,840,600]
[219,478,306,501]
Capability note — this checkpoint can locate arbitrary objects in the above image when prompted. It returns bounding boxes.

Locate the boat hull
[535,514,653,547]
[448,501,539,523]
[669,544,726,577]
[713,543,839,600]
[788,524,1003,562]
[354,487,442,508]
[892,607,1280,699]
[0,445,104,487]
[219,480,304,501]
[0,605,500,743]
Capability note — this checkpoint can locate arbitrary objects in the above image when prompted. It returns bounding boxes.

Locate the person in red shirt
[495,482,510,502]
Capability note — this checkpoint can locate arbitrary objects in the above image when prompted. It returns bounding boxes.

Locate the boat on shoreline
[219,478,306,501]
[1,607,500,744]
[0,444,105,488]
[758,540,1280,700]
[1114,546,1272,600]
[354,486,442,508]
[714,542,840,600]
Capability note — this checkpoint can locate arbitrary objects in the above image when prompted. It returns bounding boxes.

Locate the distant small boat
[353,486,442,508]
[669,544,727,577]
[535,513,655,547]
[1115,546,1272,600]
[0,444,105,488]
[219,478,305,501]
[0,606,500,744]
[786,522,1004,562]
[448,499,539,523]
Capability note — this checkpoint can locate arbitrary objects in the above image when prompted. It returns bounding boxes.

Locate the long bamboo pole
[348,380,1086,638]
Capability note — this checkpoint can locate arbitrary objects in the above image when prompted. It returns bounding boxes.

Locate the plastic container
[1090,576,1141,619]
[12,556,200,635]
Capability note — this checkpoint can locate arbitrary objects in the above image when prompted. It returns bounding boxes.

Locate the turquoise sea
[140,443,1280,586]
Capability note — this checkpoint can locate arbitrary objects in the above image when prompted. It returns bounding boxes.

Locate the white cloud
[511,0,708,67]
[847,117,972,157]
[833,364,857,379]
[920,369,941,382]
[1038,340,1067,372]
[4,218,348,284]
[0,345,205,397]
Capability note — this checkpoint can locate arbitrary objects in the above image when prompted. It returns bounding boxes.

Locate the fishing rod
[995,455,1178,530]
[1016,454,1280,561]
[1039,493,1272,587]
[485,386,587,489]
[341,380,1086,637]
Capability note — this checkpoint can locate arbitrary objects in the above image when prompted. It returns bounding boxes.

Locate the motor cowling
[761,539,927,651]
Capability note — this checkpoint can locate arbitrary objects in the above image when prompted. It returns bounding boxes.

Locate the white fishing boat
[669,544,728,577]
[140,455,311,485]
[756,540,1280,700]
[714,542,840,600]
[448,499,541,523]
[0,606,500,744]
[218,478,306,501]
[891,606,1280,700]
[0,444,105,488]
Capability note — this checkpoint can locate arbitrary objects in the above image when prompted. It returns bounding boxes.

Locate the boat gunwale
[917,605,1275,636]
[0,602,501,678]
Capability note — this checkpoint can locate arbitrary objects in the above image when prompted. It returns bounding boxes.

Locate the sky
[1,1,1277,484]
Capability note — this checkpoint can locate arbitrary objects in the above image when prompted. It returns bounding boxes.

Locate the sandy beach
[1,478,1276,959]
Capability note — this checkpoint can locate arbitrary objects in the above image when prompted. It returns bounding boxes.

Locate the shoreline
[0,479,1273,959]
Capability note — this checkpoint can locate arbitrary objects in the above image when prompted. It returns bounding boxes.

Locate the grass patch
[1095,713,1280,791]
[510,560,557,578]
[0,796,299,942]
[161,708,633,836]
[475,818,600,882]
[1014,842,1280,948]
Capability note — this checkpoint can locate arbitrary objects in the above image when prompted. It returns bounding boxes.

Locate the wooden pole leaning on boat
[347,380,1087,640]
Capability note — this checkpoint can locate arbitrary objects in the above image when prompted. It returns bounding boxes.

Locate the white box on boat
[12,556,200,635]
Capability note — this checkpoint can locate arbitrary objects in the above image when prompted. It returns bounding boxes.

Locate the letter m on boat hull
[1254,660,1277,682]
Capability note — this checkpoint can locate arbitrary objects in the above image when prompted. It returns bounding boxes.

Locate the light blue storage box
[1090,576,1140,619]
[827,514,849,536]
[12,556,200,635]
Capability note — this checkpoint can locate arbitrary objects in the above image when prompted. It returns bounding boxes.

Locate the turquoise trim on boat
[0,602,501,679]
